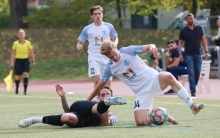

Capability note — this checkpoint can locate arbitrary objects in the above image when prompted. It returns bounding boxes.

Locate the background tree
[0,0,10,28]
[9,0,28,28]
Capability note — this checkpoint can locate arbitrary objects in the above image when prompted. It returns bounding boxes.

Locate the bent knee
[61,113,78,125]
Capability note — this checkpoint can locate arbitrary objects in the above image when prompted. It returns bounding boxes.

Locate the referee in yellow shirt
[10,29,35,95]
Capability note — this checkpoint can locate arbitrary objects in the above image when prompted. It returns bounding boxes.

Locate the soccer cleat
[167,115,178,125]
[104,97,127,105]
[18,118,35,128]
[191,103,204,115]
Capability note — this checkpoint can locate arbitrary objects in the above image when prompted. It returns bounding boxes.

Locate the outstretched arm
[55,84,70,113]
[87,81,106,101]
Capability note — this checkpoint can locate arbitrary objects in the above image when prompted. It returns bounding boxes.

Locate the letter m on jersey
[122,68,136,80]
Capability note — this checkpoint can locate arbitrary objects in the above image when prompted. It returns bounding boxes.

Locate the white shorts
[133,74,163,111]
[88,60,113,80]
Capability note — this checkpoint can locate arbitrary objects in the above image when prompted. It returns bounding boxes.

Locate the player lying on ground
[18,84,127,128]
[87,40,204,126]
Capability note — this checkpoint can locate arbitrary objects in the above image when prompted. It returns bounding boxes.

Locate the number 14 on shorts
[134,100,140,109]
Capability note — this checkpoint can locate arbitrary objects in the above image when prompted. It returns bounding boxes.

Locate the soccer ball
[150,107,169,125]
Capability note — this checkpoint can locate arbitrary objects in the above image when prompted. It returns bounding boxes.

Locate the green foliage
[27,0,114,28]
[0,0,10,28]
[0,92,219,138]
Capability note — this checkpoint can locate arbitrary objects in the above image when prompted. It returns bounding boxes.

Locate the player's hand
[149,44,157,56]
[77,42,83,51]
[205,53,210,60]
[55,84,66,98]
[179,55,184,62]
[31,62,35,67]
[10,63,14,69]
[165,50,170,58]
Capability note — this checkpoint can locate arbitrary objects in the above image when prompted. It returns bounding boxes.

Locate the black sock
[42,115,64,126]
[23,78,28,93]
[15,80,20,92]
[97,101,110,114]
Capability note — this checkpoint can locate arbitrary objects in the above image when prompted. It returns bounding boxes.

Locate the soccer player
[10,29,35,95]
[76,5,118,88]
[87,40,204,126]
[18,84,127,128]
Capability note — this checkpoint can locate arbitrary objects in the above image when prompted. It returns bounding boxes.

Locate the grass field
[0,91,219,138]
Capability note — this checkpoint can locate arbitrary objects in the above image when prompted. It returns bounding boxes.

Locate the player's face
[167,43,176,52]
[91,9,103,22]
[17,32,25,40]
[186,16,194,25]
[98,89,111,101]
[107,49,120,62]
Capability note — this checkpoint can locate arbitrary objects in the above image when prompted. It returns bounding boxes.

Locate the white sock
[177,87,193,107]
[33,117,43,123]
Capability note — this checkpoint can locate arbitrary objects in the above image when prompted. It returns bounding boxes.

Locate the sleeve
[174,49,180,58]
[101,63,113,82]
[179,29,184,40]
[77,26,89,43]
[120,46,143,56]
[108,24,118,39]
[28,41,33,49]
[200,26,204,36]
[12,42,16,49]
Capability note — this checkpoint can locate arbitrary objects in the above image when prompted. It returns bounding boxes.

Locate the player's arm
[55,84,70,113]
[87,80,106,101]
[166,57,180,70]
[200,35,210,59]
[28,49,35,67]
[178,40,184,61]
[111,37,118,46]
[101,111,110,126]
[10,49,16,69]
[76,41,84,51]
[165,50,173,65]
[142,44,157,55]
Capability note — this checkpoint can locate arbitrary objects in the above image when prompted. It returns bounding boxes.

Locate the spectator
[152,59,162,72]
[178,13,209,98]
[150,53,162,68]
[10,29,35,95]
[210,19,220,66]
[164,40,188,94]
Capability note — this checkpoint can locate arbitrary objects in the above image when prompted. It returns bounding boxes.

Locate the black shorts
[14,58,30,75]
[69,100,101,127]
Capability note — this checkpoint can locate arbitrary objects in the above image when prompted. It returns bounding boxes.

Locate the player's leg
[22,58,30,95]
[88,60,102,88]
[14,59,22,94]
[158,72,204,115]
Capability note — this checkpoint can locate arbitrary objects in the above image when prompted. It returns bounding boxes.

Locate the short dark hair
[186,13,194,18]
[167,40,176,45]
[89,5,103,15]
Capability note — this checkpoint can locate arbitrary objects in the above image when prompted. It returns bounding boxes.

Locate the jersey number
[90,68,95,74]
[134,100,140,109]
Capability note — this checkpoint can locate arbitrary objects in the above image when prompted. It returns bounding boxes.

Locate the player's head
[17,29,25,40]
[89,5,103,22]
[186,13,194,25]
[97,85,113,101]
[167,40,176,52]
[100,40,120,62]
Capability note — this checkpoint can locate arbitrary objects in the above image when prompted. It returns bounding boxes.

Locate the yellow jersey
[12,40,33,59]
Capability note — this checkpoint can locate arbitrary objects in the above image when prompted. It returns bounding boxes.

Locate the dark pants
[168,66,188,80]
[14,58,30,75]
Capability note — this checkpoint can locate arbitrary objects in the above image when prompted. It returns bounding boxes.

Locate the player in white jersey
[77,5,118,88]
[87,40,205,126]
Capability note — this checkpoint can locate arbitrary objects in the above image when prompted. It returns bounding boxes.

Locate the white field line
[0,94,220,107]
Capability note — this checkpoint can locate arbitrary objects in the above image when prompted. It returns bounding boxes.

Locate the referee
[10,29,35,95]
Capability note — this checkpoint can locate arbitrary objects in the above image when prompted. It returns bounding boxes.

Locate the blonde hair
[100,40,117,56]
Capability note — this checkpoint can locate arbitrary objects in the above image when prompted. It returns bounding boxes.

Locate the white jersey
[101,46,159,95]
[78,22,118,63]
